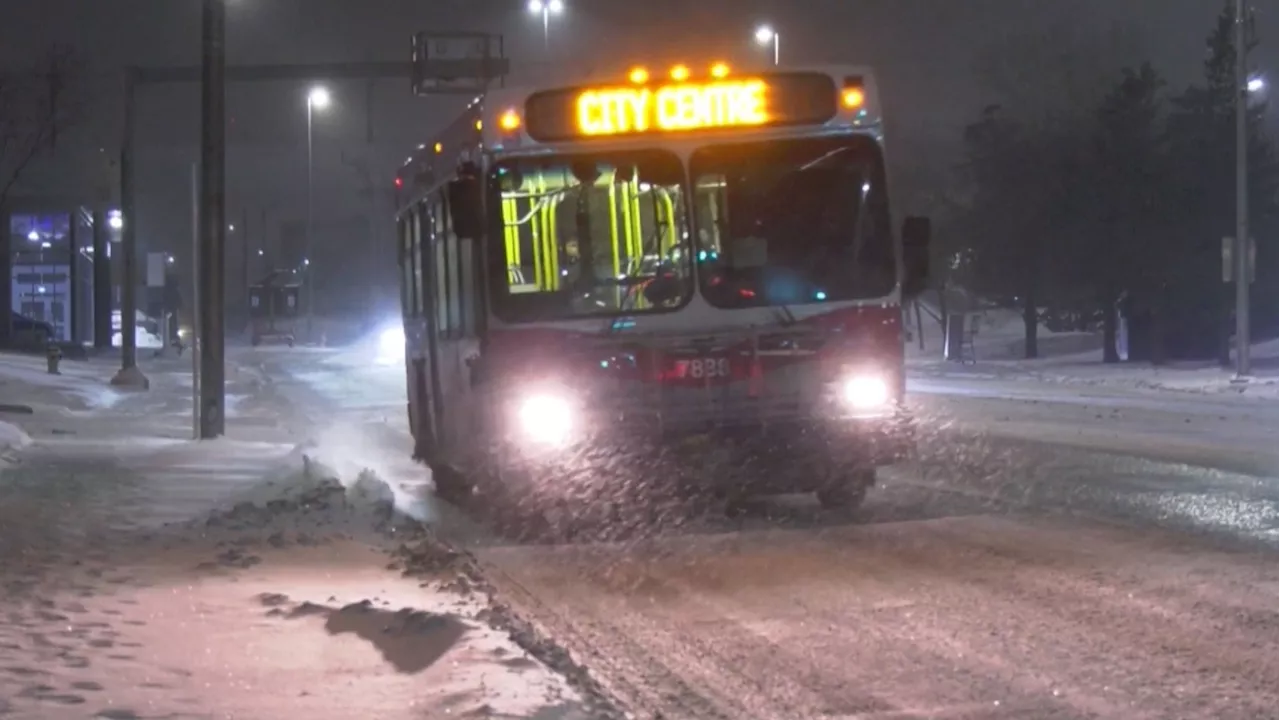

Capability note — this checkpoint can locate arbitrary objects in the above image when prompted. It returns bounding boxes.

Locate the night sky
[2,0,1275,289]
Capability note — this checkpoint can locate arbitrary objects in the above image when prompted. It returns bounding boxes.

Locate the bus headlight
[377,325,405,364]
[516,393,574,445]
[839,373,891,411]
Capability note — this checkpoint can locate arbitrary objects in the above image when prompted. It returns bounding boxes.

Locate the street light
[754,25,779,66]
[528,0,564,56]
[305,85,331,339]
[1232,0,1250,377]
[1247,75,1265,94]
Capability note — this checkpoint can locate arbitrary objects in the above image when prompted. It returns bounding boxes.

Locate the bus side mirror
[901,216,931,297]
[447,177,483,239]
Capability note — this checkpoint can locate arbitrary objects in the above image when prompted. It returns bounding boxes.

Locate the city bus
[394,62,931,512]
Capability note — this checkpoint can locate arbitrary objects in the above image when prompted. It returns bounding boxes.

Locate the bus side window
[411,204,427,318]
[445,216,463,339]
[398,215,414,318]
[444,184,480,338]
[458,236,477,337]
[432,192,455,340]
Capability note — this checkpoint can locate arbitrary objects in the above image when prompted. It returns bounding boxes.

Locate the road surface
[274,346,1278,720]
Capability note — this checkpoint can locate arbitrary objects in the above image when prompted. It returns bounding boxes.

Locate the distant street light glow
[108,212,124,230]
[308,86,331,110]
[528,0,564,57]
[754,25,780,66]
[26,230,39,241]
[528,0,563,13]
[1247,76,1265,93]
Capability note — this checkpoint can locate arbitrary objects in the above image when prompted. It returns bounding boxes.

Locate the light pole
[195,0,226,436]
[754,25,779,66]
[528,0,564,57]
[1232,0,1249,377]
[305,85,330,340]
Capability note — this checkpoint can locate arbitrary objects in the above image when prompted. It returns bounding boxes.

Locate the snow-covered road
[267,346,1278,719]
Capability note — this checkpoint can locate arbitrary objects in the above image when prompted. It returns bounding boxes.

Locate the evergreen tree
[1165,1,1277,360]
[1088,63,1168,362]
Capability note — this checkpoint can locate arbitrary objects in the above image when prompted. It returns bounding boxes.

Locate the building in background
[2,200,116,348]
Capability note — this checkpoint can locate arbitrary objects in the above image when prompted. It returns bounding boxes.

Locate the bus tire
[432,465,473,503]
[816,467,874,511]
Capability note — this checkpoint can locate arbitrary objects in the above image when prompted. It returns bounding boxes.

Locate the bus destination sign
[523,71,839,142]
[578,80,767,136]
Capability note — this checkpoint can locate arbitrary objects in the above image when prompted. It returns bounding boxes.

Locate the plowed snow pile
[0,444,608,720]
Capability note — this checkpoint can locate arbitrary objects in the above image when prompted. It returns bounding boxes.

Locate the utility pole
[305,98,315,340]
[260,207,268,271]
[198,0,227,438]
[1232,0,1251,377]
[191,161,201,439]
[110,69,148,389]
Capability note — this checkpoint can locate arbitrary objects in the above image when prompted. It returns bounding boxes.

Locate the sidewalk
[0,350,602,720]
[908,352,1279,400]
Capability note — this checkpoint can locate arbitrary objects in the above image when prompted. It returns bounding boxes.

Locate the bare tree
[0,45,86,207]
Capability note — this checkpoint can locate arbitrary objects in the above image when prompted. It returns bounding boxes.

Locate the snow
[0,352,124,410]
[0,359,596,719]
[907,304,1279,399]
[0,420,31,466]
[917,342,1279,399]
[111,327,165,349]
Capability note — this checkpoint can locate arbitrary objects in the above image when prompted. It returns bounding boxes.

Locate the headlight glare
[839,374,891,411]
[377,325,405,363]
[516,393,574,445]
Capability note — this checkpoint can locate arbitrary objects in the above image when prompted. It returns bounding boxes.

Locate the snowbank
[0,352,124,409]
[113,327,165,349]
[905,302,1100,361]
[0,419,31,465]
[913,340,1279,399]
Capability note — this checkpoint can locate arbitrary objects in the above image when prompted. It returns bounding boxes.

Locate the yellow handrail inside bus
[630,180,643,260]
[503,196,520,282]
[619,181,634,277]
[529,190,544,291]
[607,174,621,307]
[541,177,559,290]
[656,188,675,254]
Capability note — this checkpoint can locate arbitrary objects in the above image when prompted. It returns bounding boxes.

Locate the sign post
[1221,236,1256,284]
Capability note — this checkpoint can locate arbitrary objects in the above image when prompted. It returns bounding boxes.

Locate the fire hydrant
[46,344,62,375]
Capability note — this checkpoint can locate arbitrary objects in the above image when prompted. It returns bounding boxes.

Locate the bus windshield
[689,135,896,309]
[486,149,692,323]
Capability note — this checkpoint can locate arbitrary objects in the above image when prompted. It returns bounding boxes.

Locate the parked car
[2,312,55,346]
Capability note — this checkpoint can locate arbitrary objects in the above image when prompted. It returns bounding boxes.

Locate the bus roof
[396,64,882,204]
